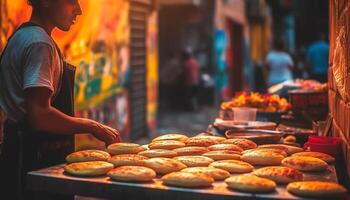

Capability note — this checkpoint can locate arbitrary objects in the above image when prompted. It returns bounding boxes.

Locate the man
[306,32,329,83]
[265,39,294,87]
[0,0,120,199]
[182,47,200,111]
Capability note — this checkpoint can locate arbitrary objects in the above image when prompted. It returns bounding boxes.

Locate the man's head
[274,38,286,51]
[316,32,326,41]
[28,0,82,31]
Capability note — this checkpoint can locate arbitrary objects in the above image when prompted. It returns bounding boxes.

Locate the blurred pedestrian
[265,39,294,87]
[182,47,200,111]
[306,32,329,83]
[159,51,183,109]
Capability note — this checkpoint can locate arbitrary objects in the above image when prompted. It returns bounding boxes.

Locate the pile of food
[63,133,346,198]
[220,92,291,113]
[294,79,328,91]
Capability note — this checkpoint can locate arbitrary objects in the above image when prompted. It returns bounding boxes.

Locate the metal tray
[27,164,341,200]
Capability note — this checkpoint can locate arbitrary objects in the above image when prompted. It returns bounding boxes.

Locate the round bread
[241,150,285,166]
[181,167,230,180]
[173,146,209,156]
[107,143,145,155]
[283,135,296,143]
[152,133,189,143]
[138,149,178,158]
[223,139,257,150]
[64,161,113,176]
[202,150,241,161]
[141,144,149,150]
[207,144,243,152]
[65,150,111,163]
[144,157,187,174]
[195,135,227,143]
[242,148,288,157]
[174,156,214,167]
[108,154,148,167]
[253,166,303,184]
[148,140,186,150]
[185,135,226,147]
[225,175,276,193]
[209,160,254,173]
[291,151,335,163]
[162,171,214,188]
[107,166,156,182]
[287,181,347,198]
[258,144,303,155]
[282,156,328,172]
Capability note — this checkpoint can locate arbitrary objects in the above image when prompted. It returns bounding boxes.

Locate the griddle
[26,164,343,200]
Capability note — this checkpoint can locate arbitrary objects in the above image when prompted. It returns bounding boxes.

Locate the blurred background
[0,0,329,148]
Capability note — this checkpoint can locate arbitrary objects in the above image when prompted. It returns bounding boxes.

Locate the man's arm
[24,87,120,145]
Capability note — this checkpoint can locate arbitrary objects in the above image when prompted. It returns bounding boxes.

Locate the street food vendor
[0,0,121,199]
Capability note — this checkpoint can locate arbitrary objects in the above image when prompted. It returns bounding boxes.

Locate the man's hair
[274,39,285,51]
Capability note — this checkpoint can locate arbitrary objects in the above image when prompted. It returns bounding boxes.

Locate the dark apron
[0,22,75,200]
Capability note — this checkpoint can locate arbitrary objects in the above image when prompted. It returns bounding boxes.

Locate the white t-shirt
[265,50,294,86]
[0,26,62,123]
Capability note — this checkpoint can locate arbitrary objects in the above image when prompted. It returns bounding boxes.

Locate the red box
[304,136,341,158]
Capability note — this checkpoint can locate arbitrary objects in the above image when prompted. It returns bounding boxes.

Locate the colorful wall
[0,0,158,149]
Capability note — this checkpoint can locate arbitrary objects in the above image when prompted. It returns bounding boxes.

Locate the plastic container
[232,107,257,121]
[304,136,341,158]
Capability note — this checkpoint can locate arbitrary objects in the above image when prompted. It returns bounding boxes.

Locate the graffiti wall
[0,0,155,149]
[146,11,158,137]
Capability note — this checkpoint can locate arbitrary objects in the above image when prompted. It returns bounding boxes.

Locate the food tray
[26,164,341,200]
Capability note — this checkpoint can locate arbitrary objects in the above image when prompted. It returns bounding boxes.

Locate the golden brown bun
[242,148,288,157]
[138,149,178,158]
[107,154,148,167]
[65,150,111,163]
[207,144,243,152]
[107,166,156,182]
[241,150,285,166]
[287,181,347,198]
[291,151,335,163]
[107,143,145,155]
[141,144,149,150]
[174,156,214,167]
[258,144,303,155]
[152,134,189,143]
[173,146,209,156]
[225,175,276,193]
[202,150,241,161]
[253,166,303,184]
[282,156,328,172]
[148,140,186,150]
[283,135,296,143]
[195,135,227,143]
[223,139,257,150]
[144,157,187,174]
[162,172,214,188]
[209,160,254,173]
[185,135,226,147]
[181,167,230,180]
[64,161,113,176]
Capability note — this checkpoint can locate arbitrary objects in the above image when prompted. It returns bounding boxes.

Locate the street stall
[26,82,350,199]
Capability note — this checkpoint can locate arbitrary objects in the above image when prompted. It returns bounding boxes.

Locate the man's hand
[24,87,122,145]
[90,121,121,145]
